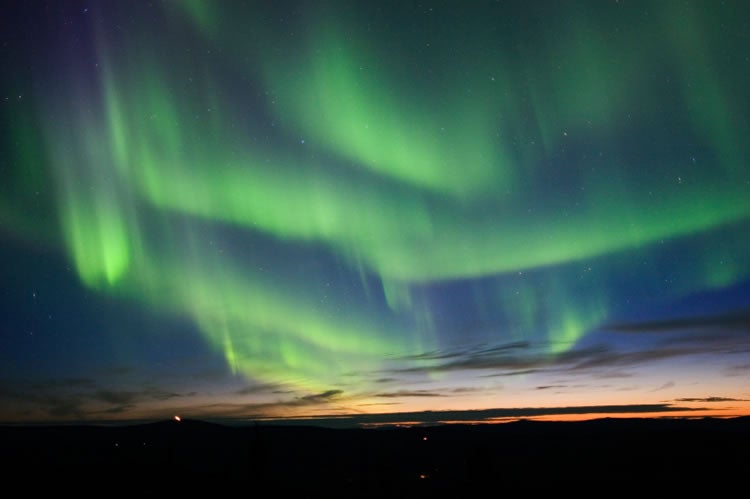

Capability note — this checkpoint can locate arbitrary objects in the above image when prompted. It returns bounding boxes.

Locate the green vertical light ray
[494,272,608,354]
[124,243,416,390]
[96,61,443,255]
[545,284,608,355]
[33,37,427,392]
[45,104,141,289]
[697,228,750,291]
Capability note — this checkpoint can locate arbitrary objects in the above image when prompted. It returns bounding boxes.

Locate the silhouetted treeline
[1,417,747,495]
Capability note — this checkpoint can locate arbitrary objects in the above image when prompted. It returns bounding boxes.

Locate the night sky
[2,0,750,427]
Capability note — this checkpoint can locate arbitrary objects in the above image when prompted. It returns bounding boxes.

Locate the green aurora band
[6,1,750,396]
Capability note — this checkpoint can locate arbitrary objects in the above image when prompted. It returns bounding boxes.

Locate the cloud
[373,314,750,397]
[652,381,675,392]
[375,390,446,398]
[103,405,134,414]
[0,381,91,418]
[93,387,186,405]
[568,348,700,371]
[236,382,288,395]
[46,397,87,419]
[3,303,747,425]
[0,377,198,423]
[61,378,97,388]
[449,386,487,394]
[93,390,139,405]
[595,371,635,379]
[389,339,707,379]
[604,309,750,334]
[674,396,749,402]
[398,340,531,362]
[249,403,705,428]
[724,363,750,376]
[299,389,343,403]
[146,389,184,401]
[484,369,542,378]
[473,341,532,356]
[1,371,714,426]
[374,377,399,383]
[170,401,706,428]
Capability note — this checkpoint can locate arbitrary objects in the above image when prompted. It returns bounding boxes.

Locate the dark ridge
[2,416,748,495]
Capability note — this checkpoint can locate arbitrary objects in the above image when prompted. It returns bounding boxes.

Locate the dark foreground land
[2,417,748,495]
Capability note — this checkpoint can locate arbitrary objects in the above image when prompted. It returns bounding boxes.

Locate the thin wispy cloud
[46,398,86,419]
[374,378,399,384]
[605,309,750,334]
[102,405,134,415]
[245,403,706,427]
[724,363,750,376]
[388,341,681,377]
[236,382,289,395]
[595,371,635,379]
[653,381,675,392]
[484,369,542,378]
[92,390,139,405]
[299,390,343,403]
[375,390,446,398]
[674,396,749,403]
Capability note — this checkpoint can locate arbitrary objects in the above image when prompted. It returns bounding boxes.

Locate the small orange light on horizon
[174,415,181,422]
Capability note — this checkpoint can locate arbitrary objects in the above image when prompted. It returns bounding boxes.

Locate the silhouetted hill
[1,417,748,495]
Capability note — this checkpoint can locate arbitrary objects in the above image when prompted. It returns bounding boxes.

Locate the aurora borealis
[1,0,750,426]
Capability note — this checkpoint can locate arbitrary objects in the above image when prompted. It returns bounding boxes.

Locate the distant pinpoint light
[174,415,181,422]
